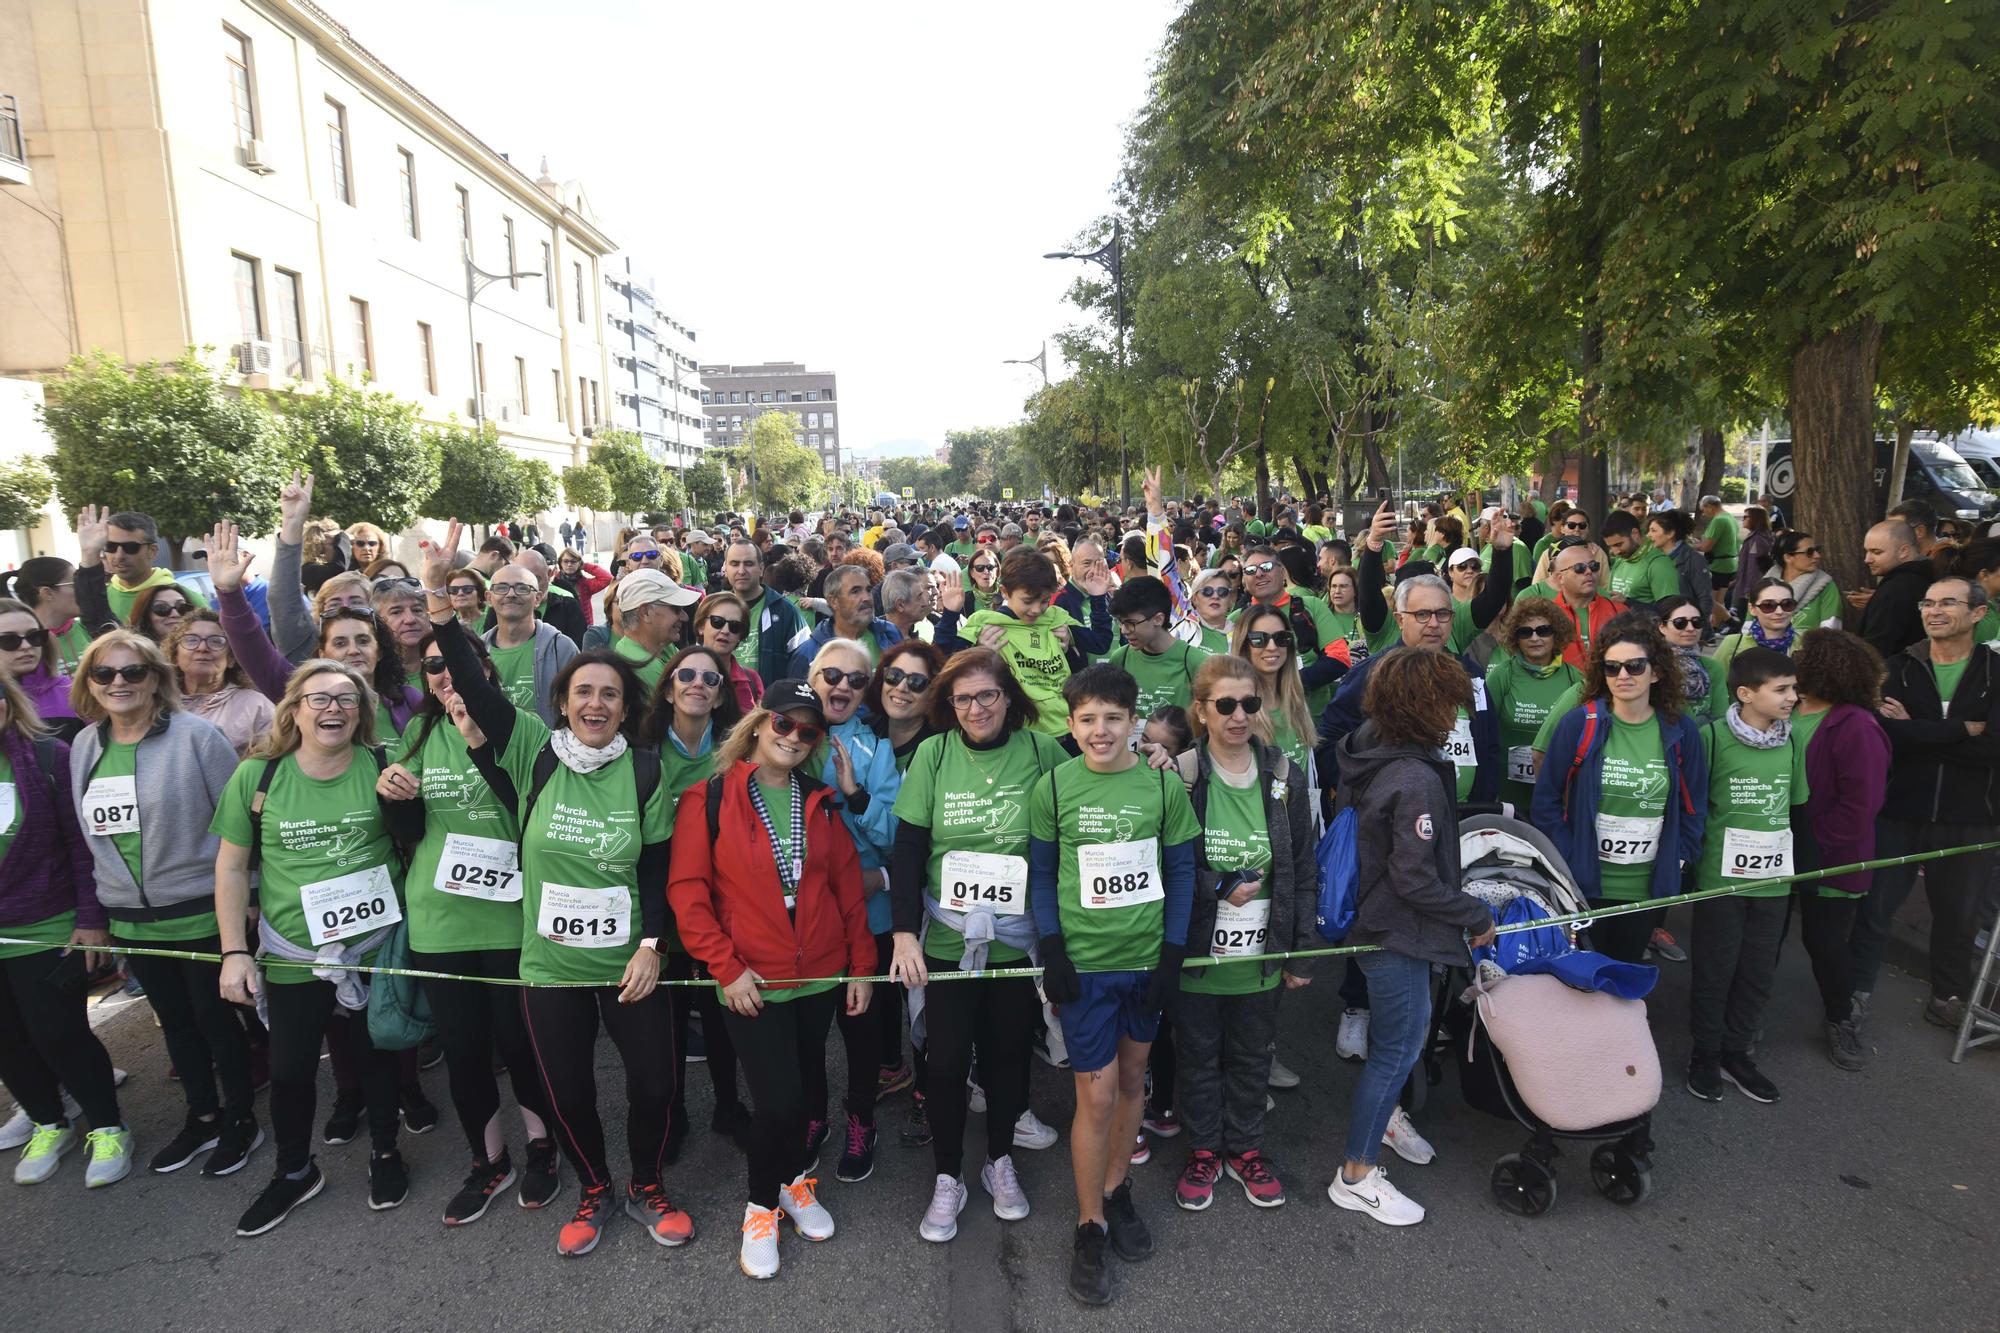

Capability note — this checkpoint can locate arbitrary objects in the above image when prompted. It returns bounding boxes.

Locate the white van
[1942,428,2000,493]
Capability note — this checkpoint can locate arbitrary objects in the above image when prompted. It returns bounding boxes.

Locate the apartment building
[699,361,842,474]
[605,255,705,471]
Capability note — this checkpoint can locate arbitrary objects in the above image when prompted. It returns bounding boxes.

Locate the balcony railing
[0,94,28,183]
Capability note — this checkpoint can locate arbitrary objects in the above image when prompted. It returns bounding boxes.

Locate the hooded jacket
[1877,637,2000,824]
[482,620,579,728]
[1530,698,1708,901]
[1176,740,1320,979]
[1855,558,1935,662]
[70,710,239,919]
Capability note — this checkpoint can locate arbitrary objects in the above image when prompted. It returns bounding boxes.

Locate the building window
[515,357,529,414]
[822,413,834,430]
[806,412,818,429]
[552,369,565,424]
[348,297,373,376]
[503,216,517,288]
[416,321,436,394]
[224,27,258,149]
[272,268,306,378]
[574,263,586,324]
[455,185,471,257]
[590,380,601,425]
[578,375,590,428]
[700,391,711,404]
[806,389,819,401]
[397,149,419,237]
[808,433,819,448]
[325,98,352,204]
[231,252,264,341]
[790,391,803,402]
[541,242,553,307]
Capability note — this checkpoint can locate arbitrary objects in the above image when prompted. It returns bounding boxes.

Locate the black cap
[760,678,826,723]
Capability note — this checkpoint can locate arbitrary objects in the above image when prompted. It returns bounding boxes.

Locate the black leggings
[325,1020,421,1099]
[410,947,549,1158]
[521,984,674,1190]
[829,932,901,1126]
[1796,891,1861,1023]
[266,981,398,1173]
[724,986,839,1209]
[0,951,121,1129]
[665,951,743,1117]
[923,972,1036,1178]
[1585,900,1663,966]
[1148,1018,1177,1113]
[119,934,253,1121]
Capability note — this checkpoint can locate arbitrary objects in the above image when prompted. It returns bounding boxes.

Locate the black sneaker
[900,1091,933,1147]
[519,1137,561,1209]
[443,1154,516,1226]
[661,1115,689,1166]
[1103,1179,1153,1261]
[1068,1221,1114,1306]
[835,1111,877,1183]
[369,1150,410,1210]
[236,1162,325,1237]
[400,1085,439,1135]
[322,1093,365,1145]
[149,1113,220,1174]
[1719,1052,1780,1104]
[712,1100,753,1149]
[1825,1018,1868,1072]
[418,1039,444,1071]
[1686,1051,1723,1101]
[685,1023,707,1063]
[203,1116,264,1178]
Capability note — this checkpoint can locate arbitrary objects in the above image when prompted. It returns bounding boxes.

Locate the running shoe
[443,1154,516,1226]
[1,1093,76,1151]
[1068,1222,1112,1305]
[1336,1008,1370,1061]
[625,1182,695,1246]
[1825,1018,1868,1072]
[322,1092,365,1145]
[1327,1165,1424,1226]
[920,1173,968,1242]
[1686,1050,1724,1102]
[558,1183,613,1257]
[1225,1150,1286,1208]
[780,1171,834,1240]
[1381,1107,1436,1165]
[740,1203,781,1279]
[1013,1108,1058,1151]
[1647,927,1687,962]
[1266,1056,1301,1090]
[1925,995,1967,1030]
[1175,1149,1222,1211]
[236,1162,325,1237]
[1719,1052,1780,1104]
[1103,1179,1153,1260]
[1129,1133,1150,1166]
[202,1116,263,1178]
[13,1123,74,1185]
[368,1150,409,1210]
[900,1092,933,1147]
[400,1084,440,1135]
[85,1127,134,1188]
[519,1137,561,1208]
[835,1112,877,1183]
[876,1061,915,1099]
[150,1113,219,1174]
[1141,1105,1181,1138]
[981,1154,1030,1220]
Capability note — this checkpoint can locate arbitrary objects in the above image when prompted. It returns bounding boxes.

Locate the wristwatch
[639,936,664,956]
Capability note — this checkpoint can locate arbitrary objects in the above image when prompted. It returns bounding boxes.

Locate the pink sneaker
[1175,1149,1222,1211]
[1225,1150,1286,1207]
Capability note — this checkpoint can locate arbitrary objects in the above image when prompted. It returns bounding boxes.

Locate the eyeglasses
[1513,624,1556,640]
[882,666,931,693]
[447,584,481,598]
[627,550,663,562]
[420,655,449,676]
[0,629,50,651]
[1601,658,1652,678]
[705,614,747,634]
[950,687,1003,712]
[1556,561,1601,576]
[490,582,537,598]
[87,664,150,685]
[1753,598,1798,613]
[1399,608,1454,624]
[179,633,229,651]
[817,667,870,690]
[1664,615,1703,630]
[1244,560,1279,576]
[1792,546,1820,557]
[1244,630,1295,649]
[103,540,150,555]
[1116,615,1159,634]
[674,667,724,689]
[1918,597,1971,611]
[302,691,364,712]
[1208,694,1264,717]
[1197,586,1231,600]
[767,713,824,745]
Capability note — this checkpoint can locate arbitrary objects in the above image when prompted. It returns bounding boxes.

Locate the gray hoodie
[483,620,579,727]
[1333,721,1491,967]
[70,710,240,921]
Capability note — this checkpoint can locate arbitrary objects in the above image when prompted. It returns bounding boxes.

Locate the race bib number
[1442,717,1476,768]
[433,833,523,902]
[940,850,1027,916]
[1211,895,1271,957]
[1078,838,1164,910]
[1596,812,1664,866]
[1723,826,1792,879]
[82,775,139,838]
[537,882,630,949]
[299,864,401,947]
[1507,746,1537,786]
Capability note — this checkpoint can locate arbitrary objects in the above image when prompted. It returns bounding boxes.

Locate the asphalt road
[3,906,1993,1333]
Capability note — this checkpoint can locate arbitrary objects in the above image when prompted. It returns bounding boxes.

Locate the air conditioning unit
[236,139,276,174]
[581,425,596,439]
[235,339,276,375]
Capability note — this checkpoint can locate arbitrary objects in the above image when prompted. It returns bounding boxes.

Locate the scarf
[1748,621,1795,654]
[1788,568,1832,614]
[1724,703,1790,749]
[1675,645,1710,700]
[549,727,629,774]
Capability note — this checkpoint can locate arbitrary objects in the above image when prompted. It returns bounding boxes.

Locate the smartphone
[1376,487,1391,503]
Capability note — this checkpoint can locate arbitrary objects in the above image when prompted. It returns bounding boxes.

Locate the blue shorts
[1057,970,1160,1074]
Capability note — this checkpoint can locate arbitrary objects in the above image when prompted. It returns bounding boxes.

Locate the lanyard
[747,774,805,894]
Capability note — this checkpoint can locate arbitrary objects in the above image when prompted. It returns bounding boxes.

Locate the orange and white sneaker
[740,1203,781,1279]
[557,1183,613,1257]
[780,1171,835,1240]
[625,1182,694,1247]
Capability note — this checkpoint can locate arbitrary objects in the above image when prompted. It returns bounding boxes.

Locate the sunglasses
[1557,561,1601,575]
[1244,630,1295,649]
[0,629,50,651]
[1562,521,1589,532]
[1208,694,1264,717]
[970,563,996,575]
[627,550,664,562]
[103,540,150,555]
[1197,586,1232,600]
[1513,624,1556,640]
[705,614,747,635]
[976,535,996,544]
[1664,615,1703,630]
[767,713,824,745]
[421,655,449,676]
[817,667,870,690]
[87,664,150,685]
[675,667,724,689]
[1792,546,1820,557]
[1753,598,1798,613]
[1601,658,1652,678]
[882,666,931,693]
[1244,560,1279,576]
[447,584,481,597]
[152,601,193,617]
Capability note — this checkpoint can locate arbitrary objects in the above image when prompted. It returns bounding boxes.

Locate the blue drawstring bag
[1314,807,1358,942]
[1470,894,1572,973]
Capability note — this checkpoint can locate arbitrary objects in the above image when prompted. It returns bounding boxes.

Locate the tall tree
[420,421,524,527]
[270,375,441,532]
[590,431,666,515]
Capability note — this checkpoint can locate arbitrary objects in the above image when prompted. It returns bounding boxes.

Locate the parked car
[1762,436,1999,522]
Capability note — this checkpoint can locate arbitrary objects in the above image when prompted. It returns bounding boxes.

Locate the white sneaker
[966,1080,987,1114]
[1034,1017,1070,1069]
[13,1123,76,1184]
[83,1126,133,1188]
[1328,1165,1425,1226]
[919,1173,968,1242]
[780,1171,834,1241]
[0,1092,80,1151]
[1012,1108,1058,1151]
[1336,1009,1370,1061]
[739,1203,781,1279]
[1267,1056,1301,1090]
[1381,1107,1436,1165]
[981,1154,1030,1221]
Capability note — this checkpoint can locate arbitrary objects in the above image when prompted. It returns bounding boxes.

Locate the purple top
[218,587,420,733]
[19,664,77,723]
[1802,703,1890,895]
[0,730,103,931]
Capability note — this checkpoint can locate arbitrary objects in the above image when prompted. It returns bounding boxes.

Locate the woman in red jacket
[667,678,874,1282]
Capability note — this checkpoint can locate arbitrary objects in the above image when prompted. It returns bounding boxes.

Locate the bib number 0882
[1091,870,1151,896]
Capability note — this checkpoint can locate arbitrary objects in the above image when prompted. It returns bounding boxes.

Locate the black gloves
[1038,935,1080,1005]
[1145,942,1187,1015]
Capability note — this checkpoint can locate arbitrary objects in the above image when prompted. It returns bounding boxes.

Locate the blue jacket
[819,713,902,933]
[1530,699,1708,901]
[1054,582,1114,657]
[788,617,903,682]
[1316,643,1500,804]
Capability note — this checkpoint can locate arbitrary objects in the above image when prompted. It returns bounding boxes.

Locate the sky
[329,0,1179,460]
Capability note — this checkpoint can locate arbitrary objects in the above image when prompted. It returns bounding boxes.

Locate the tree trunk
[1362,415,1392,493]
[1789,317,1882,593]
[1254,437,1272,520]
[1696,425,1725,502]
[1886,417,1914,517]
[1574,34,1608,525]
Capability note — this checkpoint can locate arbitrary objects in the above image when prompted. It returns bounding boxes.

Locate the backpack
[365,919,433,1050]
[1468,893,1569,975]
[1313,805,1358,942]
[249,746,395,873]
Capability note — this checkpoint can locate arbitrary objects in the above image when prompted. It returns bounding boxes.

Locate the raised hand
[1077,562,1112,598]
[376,762,419,801]
[1367,500,1397,552]
[935,567,967,614]
[419,518,463,593]
[206,520,256,594]
[278,469,314,543]
[828,734,857,795]
[76,503,108,566]
[1143,464,1165,516]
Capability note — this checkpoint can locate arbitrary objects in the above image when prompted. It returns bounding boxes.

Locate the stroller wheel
[1491,1154,1557,1217]
[1589,1143,1650,1205]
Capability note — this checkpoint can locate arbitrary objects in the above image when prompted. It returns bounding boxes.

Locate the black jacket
[1879,638,2000,824]
[1856,558,1934,662]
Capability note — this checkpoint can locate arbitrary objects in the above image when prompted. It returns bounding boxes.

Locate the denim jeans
[1341,951,1432,1166]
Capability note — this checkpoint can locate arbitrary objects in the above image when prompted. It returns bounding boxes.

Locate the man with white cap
[680,530,715,591]
[612,567,704,694]
[482,561,581,725]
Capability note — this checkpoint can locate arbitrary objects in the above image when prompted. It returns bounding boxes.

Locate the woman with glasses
[1187,569,1237,653]
[1531,614,1707,965]
[1710,577,1800,679]
[127,583,196,646]
[695,592,764,711]
[161,611,275,757]
[213,658,409,1235]
[0,559,91,672]
[0,598,79,735]
[1484,597,1583,814]
[440,568,488,633]
[70,632,254,1180]
[344,523,388,571]
[867,641,945,769]
[668,680,873,1280]
[1229,607,1317,780]
[555,550,614,632]
[1776,531,1843,632]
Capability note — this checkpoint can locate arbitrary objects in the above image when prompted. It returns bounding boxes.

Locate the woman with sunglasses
[1484,598,1583,814]
[555,550,614,631]
[1187,569,1237,653]
[695,592,764,712]
[866,641,946,769]
[0,559,92,672]
[668,681,873,1280]
[419,522,688,1258]
[440,568,489,633]
[127,583,196,646]
[70,632,255,1179]
[0,598,79,735]
[161,611,275,758]
[964,550,1003,614]
[1709,576,1801,680]
[1531,615,1707,965]
[344,523,389,571]
[1776,531,1843,632]
[1229,607,1317,780]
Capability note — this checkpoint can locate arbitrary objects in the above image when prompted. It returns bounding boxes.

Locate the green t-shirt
[947,540,980,562]
[94,740,145,888]
[375,700,402,751]
[1108,641,1210,726]
[1185,763,1277,997]
[658,722,718,805]
[679,552,708,589]
[395,717,524,954]
[1480,542,1534,589]
[735,593,765,672]
[1696,719,1808,897]
[1795,578,1844,633]
[1704,513,1740,575]
[209,752,401,983]
[89,739,219,942]
[614,634,667,697]
[1608,546,1682,604]
[893,729,1064,964]
[491,639,538,713]
[1027,756,1200,973]
[1595,716,1669,902]
[493,712,674,986]
[53,620,93,672]
[1193,623,1231,656]
[962,606,1079,736]
[1485,656,1583,810]
[106,570,208,627]
[1972,614,1996,647]
[1932,655,1971,711]
[748,777,838,1003]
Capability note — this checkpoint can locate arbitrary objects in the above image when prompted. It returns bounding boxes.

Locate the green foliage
[40,350,292,539]
[877,456,952,502]
[512,456,560,516]
[734,412,824,513]
[590,431,665,514]
[656,469,688,517]
[684,457,728,513]
[1719,477,1748,504]
[1019,379,1111,499]
[560,462,613,512]
[0,456,54,532]
[270,375,440,532]
[419,420,523,526]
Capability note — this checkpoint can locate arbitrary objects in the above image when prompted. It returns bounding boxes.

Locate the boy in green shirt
[1107,576,1210,745]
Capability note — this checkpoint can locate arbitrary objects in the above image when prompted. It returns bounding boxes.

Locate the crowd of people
[0,468,1994,1304]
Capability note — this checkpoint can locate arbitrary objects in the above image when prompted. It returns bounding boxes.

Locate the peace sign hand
[279,469,314,543]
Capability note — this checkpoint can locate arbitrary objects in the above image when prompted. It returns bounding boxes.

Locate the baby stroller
[1448,814,1661,1217]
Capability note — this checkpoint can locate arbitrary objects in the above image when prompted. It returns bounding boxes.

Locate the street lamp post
[464,244,541,427]
[1003,342,1049,385]
[1045,219,1129,508]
